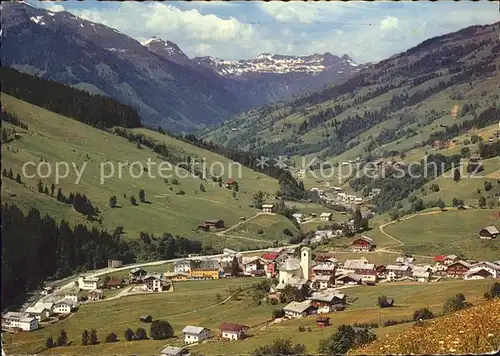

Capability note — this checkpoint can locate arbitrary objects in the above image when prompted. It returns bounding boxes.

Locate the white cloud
[380,16,400,32]
[46,4,64,13]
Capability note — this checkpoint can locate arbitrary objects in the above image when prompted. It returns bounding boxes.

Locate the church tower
[300,246,312,281]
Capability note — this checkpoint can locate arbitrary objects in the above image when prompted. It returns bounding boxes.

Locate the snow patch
[47,12,55,17]
[80,23,84,28]
[30,16,43,24]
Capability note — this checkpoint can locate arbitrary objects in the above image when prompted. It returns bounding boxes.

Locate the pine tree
[90,329,98,345]
[124,328,134,341]
[51,183,55,196]
[109,196,117,208]
[139,189,145,202]
[15,173,22,184]
[45,336,55,349]
[57,188,63,201]
[130,196,137,205]
[81,330,89,346]
[44,185,50,195]
[8,169,14,180]
[453,168,461,182]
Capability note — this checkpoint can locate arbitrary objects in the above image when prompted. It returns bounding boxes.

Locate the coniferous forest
[0,67,142,128]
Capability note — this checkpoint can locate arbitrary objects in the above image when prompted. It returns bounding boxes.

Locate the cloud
[45,4,64,13]
[380,16,400,32]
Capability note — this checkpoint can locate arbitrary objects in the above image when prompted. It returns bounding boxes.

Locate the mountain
[204,21,499,162]
[1,1,242,132]
[1,1,362,131]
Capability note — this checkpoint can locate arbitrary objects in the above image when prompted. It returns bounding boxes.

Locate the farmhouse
[309,291,346,313]
[197,223,210,232]
[107,259,123,268]
[88,289,104,301]
[25,305,51,321]
[262,204,274,213]
[129,267,147,281]
[242,256,267,275]
[40,286,53,295]
[164,272,190,281]
[340,259,375,275]
[335,273,363,285]
[78,275,101,290]
[64,289,80,303]
[356,269,378,283]
[2,312,38,331]
[182,325,210,344]
[351,236,374,252]
[479,225,499,239]
[386,265,412,280]
[312,263,336,277]
[283,300,316,318]
[320,212,333,221]
[53,300,76,315]
[205,219,225,229]
[160,346,187,356]
[292,213,305,223]
[106,278,125,289]
[446,260,472,277]
[143,273,170,292]
[312,275,334,290]
[140,315,153,323]
[220,248,242,264]
[464,268,495,280]
[468,261,500,278]
[219,323,249,340]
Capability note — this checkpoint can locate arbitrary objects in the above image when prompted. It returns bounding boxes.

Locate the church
[275,247,312,290]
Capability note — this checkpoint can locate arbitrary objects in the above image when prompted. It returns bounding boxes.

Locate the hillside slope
[354,298,500,355]
[1,93,301,250]
[205,22,499,164]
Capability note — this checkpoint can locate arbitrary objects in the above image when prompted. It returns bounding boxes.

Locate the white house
[220,248,242,264]
[242,256,267,275]
[40,286,53,295]
[25,305,51,321]
[320,212,333,221]
[262,204,274,213]
[78,276,101,290]
[173,260,193,273]
[219,323,249,340]
[339,259,375,275]
[386,265,412,280]
[64,289,80,303]
[160,346,186,356]
[2,312,38,331]
[283,300,315,318]
[143,273,169,292]
[182,325,210,344]
[53,300,76,315]
[464,268,495,280]
[469,261,500,278]
[292,213,305,223]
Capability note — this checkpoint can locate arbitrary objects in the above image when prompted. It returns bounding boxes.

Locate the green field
[6,277,491,355]
[229,214,301,243]
[1,94,288,249]
[384,209,500,259]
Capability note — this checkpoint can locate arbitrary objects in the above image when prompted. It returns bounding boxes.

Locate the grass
[7,278,492,355]
[383,209,500,259]
[229,214,300,243]
[1,93,284,249]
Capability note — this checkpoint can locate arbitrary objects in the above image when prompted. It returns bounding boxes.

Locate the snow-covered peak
[141,36,189,65]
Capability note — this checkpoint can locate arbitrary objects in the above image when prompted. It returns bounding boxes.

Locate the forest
[0,67,142,128]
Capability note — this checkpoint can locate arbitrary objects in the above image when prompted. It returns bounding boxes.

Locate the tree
[412,198,424,212]
[251,338,306,356]
[271,308,285,319]
[81,330,90,346]
[45,337,55,349]
[232,191,237,199]
[253,190,264,209]
[139,189,146,202]
[478,196,487,208]
[443,293,469,314]
[453,168,461,182]
[437,199,445,209]
[352,208,364,231]
[57,188,63,201]
[7,169,13,179]
[58,329,68,346]
[484,181,493,191]
[377,296,393,308]
[90,329,98,345]
[199,183,205,192]
[43,185,50,195]
[318,325,376,355]
[150,320,174,340]
[37,179,44,193]
[124,328,134,341]
[279,285,304,303]
[109,196,117,208]
[105,333,118,343]
[135,327,147,340]
[489,282,500,299]
[230,256,242,276]
[413,308,435,321]
[15,173,22,184]
[130,196,137,206]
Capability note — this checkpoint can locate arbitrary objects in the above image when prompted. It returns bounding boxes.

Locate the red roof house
[263,253,279,261]
[434,255,446,263]
[219,323,249,340]
[352,236,374,252]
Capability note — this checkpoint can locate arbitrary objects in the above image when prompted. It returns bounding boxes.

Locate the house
[2,312,38,331]
[164,272,190,281]
[219,323,249,340]
[283,300,316,318]
[320,212,333,221]
[412,270,431,282]
[88,289,104,301]
[443,255,458,266]
[446,260,472,277]
[64,289,80,303]
[316,316,330,328]
[292,213,305,223]
[335,273,363,285]
[107,259,123,268]
[242,256,267,275]
[190,268,220,280]
[182,325,210,344]
[40,286,53,295]
[205,219,225,229]
[351,236,374,252]
[174,260,193,273]
[197,223,210,232]
[140,315,153,323]
[78,275,101,290]
[339,259,375,275]
[312,263,336,278]
[309,291,346,313]
[385,265,412,280]
[313,275,334,290]
[220,248,242,264]
[464,268,495,280]
[356,269,378,283]
[479,225,499,239]
[143,273,170,292]
[375,265,387,277]
[262,204,275,213]
[25,305,51,322]
[53,300,76,315]
[106,278,125,289]
[129,267,148,281]
[469,261,500,279]
[160,346,187,356]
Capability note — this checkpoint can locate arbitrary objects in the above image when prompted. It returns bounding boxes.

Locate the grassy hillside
[1,93,298,250]
[204,22,499,167]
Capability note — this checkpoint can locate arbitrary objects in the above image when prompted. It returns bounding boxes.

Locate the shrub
[272,308,285,320]
[283,228,293,236]
[135,327,147,340]
[45,337,55,349]
[124,328,134,341]
[150,320,174,340]
[377,296,393,308]
[298,325,306,332]
[105,333,118,343]
[412,308,435,321]
[257,229,264,234]
[177,190,186,195]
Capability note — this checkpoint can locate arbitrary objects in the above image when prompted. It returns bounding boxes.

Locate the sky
[36,0,499,63]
